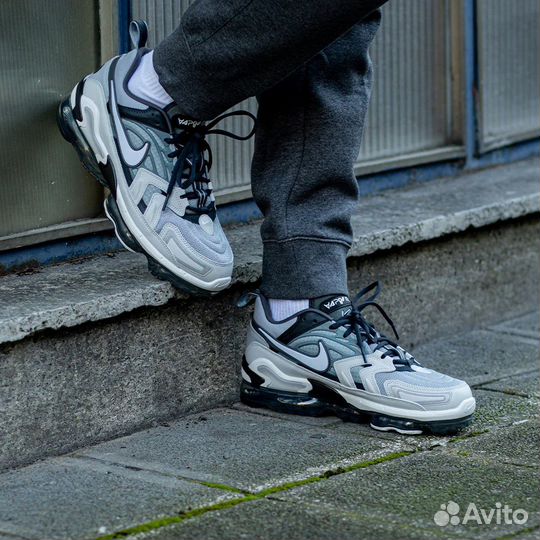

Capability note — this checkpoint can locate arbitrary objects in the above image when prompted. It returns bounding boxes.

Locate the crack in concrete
[472,368,539,390]
[476,386,537,399]
[70,455,248,495]
[93,451,413,539]
[482,327,540,345]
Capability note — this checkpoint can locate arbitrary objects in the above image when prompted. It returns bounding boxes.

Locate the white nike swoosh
[259,328,330,371]
[109,82,150,167]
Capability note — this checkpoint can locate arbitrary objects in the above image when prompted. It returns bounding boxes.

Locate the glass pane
[0,0,103,237]
[359,0,454,162]
[477,0,540,151]
[131,0,459,197]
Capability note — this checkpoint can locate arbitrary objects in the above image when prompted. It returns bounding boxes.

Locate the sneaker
[240,282,476,435]
[57,21,255,295]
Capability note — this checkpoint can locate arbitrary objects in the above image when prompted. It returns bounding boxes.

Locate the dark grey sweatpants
[154,1,385,298]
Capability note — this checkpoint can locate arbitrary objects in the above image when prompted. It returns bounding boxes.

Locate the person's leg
[153,0,387,120]
[251,10,382,302]
[241,11,475,431]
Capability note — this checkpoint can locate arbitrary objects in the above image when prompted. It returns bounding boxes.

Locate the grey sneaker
[240,282,475,435]
[57,21,255,295]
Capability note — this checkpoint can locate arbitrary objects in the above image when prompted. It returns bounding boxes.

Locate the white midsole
[73,80,231,292]
[370,424,423,435]
[245,339,476,422]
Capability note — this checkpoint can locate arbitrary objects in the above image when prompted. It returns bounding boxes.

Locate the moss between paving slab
[447,429,489,444]
[496,524,540,539]
[95,451,412,539]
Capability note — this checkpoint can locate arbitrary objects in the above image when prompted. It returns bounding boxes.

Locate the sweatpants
[153,1,385,298]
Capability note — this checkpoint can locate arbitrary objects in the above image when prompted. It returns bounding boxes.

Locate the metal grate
[0,0,102,238]
[476,0,540,152]
[358,0,460,170]
[132,0,462,198]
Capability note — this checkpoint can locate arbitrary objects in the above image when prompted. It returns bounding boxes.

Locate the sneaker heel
[103,195,142,254]
[240,380,330,417]
[57,97,109,189]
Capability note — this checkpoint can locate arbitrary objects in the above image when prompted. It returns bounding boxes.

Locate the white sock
[268,299,309,320]
[128,50,174,108]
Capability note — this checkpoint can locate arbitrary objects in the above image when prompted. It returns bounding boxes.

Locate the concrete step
[0,312,538,540]
[0,158,539,470]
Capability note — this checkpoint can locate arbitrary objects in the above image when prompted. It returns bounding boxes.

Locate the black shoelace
[163,110,257,216]
[329,281,411,366]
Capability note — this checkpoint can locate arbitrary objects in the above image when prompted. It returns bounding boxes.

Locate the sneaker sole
[57,96,219,298]
[240,378,473,436]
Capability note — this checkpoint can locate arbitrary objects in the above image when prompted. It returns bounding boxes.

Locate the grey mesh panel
[157,209,232,265]
[375,370,462,396]
[290,322,360,361]
[113,50,148,109]
[124,121,172,179]
[142,185,163,205]
[125,120,213,218]
[86,56,117,101]
[349,366,364,387]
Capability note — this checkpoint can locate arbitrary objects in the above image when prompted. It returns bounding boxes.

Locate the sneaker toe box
[378,368,474,413]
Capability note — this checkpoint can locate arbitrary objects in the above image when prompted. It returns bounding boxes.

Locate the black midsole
[240,380,473,435]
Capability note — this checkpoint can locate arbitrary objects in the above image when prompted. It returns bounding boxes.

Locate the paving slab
[412,330,539,386]
[447,420,540,467]
[279,450,540,539]
[0,457,237,540]
[503,526,540,539]
[489,312,540,340]
[140,498,447,540]
[76,408,402,492]
[471,388,538,430]
[479,371,540,399]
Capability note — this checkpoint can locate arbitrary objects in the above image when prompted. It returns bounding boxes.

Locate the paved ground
[0,312,538,540]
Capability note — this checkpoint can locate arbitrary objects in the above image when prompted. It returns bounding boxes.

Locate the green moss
[496,524,540,540]
[257,451,412,497]
[448,429,489,443]
[94,450,413,540]
[195,481,247,494]
[97,496,259,540]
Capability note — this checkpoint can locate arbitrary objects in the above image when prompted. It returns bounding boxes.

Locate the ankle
[268,298,309,320]
[128,50,174,108]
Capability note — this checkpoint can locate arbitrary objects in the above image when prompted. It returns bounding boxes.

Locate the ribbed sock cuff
[260,239,349,299]
[128,51,174,109]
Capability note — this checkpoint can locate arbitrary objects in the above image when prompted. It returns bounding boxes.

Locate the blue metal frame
[118,0,132,53]
[2,137,537,272]
[1,0,538,272]
[464,0,479,165]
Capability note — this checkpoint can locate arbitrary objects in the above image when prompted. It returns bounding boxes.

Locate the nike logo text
[176,117,204,128]
[259,328,330,371]
[109,82,150,167]
[323,296,349,310]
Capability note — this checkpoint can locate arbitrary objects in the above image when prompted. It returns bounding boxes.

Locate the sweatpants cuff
[260,239,349,299]
[153,28,218,120]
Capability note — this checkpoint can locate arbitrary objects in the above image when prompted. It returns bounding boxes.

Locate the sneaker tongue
[312,294,352,319]
[164,104,204,130]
